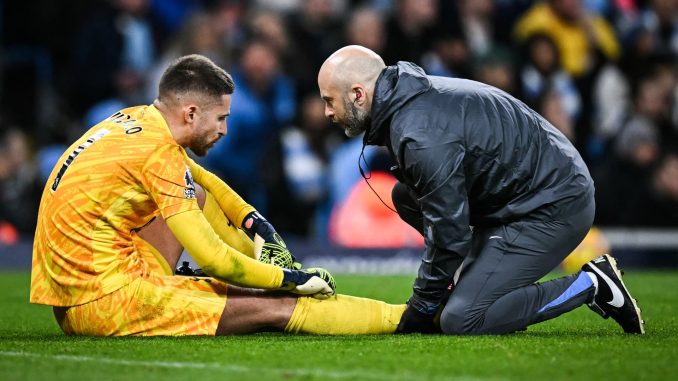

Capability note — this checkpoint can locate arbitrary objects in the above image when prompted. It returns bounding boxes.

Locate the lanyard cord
[357,144,398,214]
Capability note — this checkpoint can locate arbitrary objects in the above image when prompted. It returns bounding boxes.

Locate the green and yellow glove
[280,268,336,300]
[242,211,301,270]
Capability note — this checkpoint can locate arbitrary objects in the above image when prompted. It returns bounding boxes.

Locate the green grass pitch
[1,271,677,381]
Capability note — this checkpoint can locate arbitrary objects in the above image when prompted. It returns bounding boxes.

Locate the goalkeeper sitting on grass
[30,54,405,336]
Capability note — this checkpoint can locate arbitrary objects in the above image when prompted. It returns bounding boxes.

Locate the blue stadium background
[1,0,677,271]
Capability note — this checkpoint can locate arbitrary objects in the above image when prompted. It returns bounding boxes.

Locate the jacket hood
[365,62,432,146]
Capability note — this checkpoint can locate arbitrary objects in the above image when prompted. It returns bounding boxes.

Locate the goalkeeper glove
[242,211,301,269]
[280,268,336,300]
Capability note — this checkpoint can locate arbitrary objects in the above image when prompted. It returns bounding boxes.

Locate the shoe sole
[603,254,645,334]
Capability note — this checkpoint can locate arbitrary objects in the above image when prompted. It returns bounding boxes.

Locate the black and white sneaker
[582,255,645,334]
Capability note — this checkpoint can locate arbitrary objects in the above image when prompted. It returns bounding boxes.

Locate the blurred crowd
[1,0,678,245]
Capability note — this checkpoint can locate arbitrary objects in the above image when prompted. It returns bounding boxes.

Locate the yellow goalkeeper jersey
[30,105,201,306]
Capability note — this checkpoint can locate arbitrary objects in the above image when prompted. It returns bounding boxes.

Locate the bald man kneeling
[317,45,644,335]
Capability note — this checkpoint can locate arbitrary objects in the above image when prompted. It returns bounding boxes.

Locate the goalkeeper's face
[189,94,231,157]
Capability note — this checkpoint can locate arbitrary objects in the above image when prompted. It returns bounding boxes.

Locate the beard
[189,131,217,157]
[342,97,371,138]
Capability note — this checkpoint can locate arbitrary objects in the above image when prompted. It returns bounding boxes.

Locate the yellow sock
[202,191,255,258]
[285,294,406,335]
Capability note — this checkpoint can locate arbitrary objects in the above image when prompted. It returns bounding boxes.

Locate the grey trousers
[392,182,596,334]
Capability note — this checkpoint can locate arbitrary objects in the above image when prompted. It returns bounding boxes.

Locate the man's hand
[397,280,455,334]
[396,304,442,334]
[280,268,336,300]
[243,211,301,269]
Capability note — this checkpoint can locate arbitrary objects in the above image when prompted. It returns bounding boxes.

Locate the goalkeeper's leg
[201,190,255,258]
[137,183,256,274]
[137,184,208,270]
[217,287,405,335]
[284,294,406,335]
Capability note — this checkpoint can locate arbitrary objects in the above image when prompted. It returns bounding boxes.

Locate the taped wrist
[242,211,275,241]
[281,269,309,290]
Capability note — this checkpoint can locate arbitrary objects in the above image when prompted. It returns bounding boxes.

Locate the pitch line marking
[0,351,490,381]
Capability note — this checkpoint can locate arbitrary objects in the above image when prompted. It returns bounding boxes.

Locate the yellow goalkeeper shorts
[55,275,229,336]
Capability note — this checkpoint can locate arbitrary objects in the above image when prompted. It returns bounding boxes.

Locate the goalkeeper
[30,54,405,336]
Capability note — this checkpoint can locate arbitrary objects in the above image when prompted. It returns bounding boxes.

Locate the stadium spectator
[149,0,204,35]
[647,152,678,226]
[472,48,517,95]
[594,72,672,226]
[147,11,231,102]
[248,10,291,60]
[624,0,678,57]
[202,40,296,214]
[595,118,660,223]
[514,0,622,158]
[31,54,406,336]
[514,0,621,80]
[381,0,438,65]
[247,9,307,90]
[536,85,576,141]
[278,94,343,237]
[650,59,678,147]
[71,0,159,114]
[211,0,250,53]
[629,65,676,144]
[596,144,678,227]
[344,6,386,54]
[254,0,303,14]
[591,64,632,151]
[420,29,473,79]
[285,0,343,94]
[590,20,676,155]
[0,128,41,237]
[518,34,581,124]
[454,0,498,57]
[318,45,644,335]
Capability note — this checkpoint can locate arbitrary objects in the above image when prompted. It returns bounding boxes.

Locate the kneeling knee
[440,311,470,335]
[440,305,482,335]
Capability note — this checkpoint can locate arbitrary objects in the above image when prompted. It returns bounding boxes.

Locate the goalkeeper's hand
[242,211,301,269]
[280,268,336,300]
